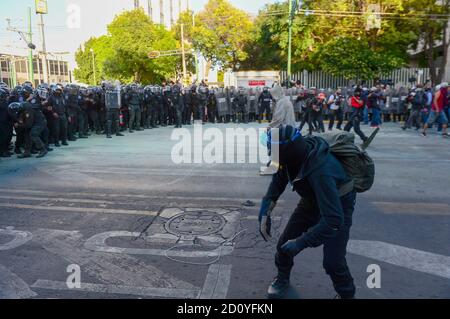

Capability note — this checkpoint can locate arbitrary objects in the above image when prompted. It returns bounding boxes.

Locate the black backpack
[319,132,375,193]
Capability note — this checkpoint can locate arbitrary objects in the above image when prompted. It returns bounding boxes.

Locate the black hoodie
[263,135,352,250]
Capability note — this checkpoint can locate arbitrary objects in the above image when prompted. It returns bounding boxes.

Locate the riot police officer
[258,87,273,123]
[197,83,209,123]
[105,82,124,139]
[169,84,183,128]
[126,84,143,133]
[234,87,249,124]
[46,84,69,146]
[0,86,13,157]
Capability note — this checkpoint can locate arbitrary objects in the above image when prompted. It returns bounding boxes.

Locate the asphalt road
[0,122,449,299]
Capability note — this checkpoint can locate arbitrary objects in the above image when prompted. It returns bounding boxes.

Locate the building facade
[0,53,70,88]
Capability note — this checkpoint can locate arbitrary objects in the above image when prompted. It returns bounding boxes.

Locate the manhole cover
[165,211,227,237]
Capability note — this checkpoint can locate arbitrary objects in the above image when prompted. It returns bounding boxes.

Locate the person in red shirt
[422,82,448,137]
[344,88,369,143]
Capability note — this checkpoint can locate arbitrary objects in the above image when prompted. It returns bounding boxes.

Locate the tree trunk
[426,30,438,86]
[438,18,450,83]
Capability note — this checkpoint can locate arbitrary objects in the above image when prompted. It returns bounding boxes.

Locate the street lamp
[90,48,97,85]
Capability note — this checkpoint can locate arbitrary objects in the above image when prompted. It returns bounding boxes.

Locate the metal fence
[280,68,431,88]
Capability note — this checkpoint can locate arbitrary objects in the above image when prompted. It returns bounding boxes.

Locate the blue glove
[259,199,276,242]
[281,238,307,257]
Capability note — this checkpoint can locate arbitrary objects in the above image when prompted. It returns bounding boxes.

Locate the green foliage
[74,9,179,84]
[316,37,405,79]
[240,0,439,80]
[191,0,253,70]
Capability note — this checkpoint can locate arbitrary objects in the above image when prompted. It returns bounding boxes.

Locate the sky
[0,0,279,69]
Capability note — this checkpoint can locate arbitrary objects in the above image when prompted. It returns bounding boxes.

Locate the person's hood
[283,136,330,183]
[270,84,284,101]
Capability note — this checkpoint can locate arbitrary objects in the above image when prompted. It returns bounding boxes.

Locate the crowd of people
[0,79,449,159]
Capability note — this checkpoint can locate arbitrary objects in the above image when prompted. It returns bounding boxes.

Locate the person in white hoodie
[260,84,297,176]
[268,84,297,129]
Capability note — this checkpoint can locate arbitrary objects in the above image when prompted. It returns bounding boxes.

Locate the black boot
[17,153,32,159]
[267,275,290,299]
[36,149,48,158]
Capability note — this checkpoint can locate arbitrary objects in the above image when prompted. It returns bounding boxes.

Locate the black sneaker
[334,294,355,300]
[54,143,61,148]
[116,133,124,137]
[62,141,69,146]
[267,277,290,299]
[107,135,112,139]
[17,153,31,159]
[36,149,48,158]
[421,132,427,137]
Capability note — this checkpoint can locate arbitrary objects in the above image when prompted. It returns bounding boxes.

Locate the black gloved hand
[259,199,276,242]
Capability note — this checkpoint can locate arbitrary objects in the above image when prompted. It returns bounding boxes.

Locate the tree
[316,37,405,79]
[105,9,179,83]
[74,36,114,85]
[74,9,180,84]
[242,0,422,79]
[192,0,253,71]
[405,0,450,84]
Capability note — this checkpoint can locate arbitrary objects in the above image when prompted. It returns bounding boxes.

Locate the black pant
[52,114,68,143]
[275,192,357,299]
[299,110,315,134]
[344,108,367,141]
[129,105,141,130]
[106,109,120,136]
[259,104,271,122]
[26,124,47,152]
[403,110,421,129]
[88,109,100,133]
[0,123,12,153]
[329,108,344,130]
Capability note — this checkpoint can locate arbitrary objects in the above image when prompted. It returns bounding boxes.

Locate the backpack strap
[338,180,354,197]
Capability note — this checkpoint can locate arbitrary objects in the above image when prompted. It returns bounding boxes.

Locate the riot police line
[1,79,449,159]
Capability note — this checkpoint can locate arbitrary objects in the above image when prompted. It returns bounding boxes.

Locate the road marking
[348,240,450,279]
[0,203,159,217]
[199,264,232,299]
[84,231,234,258]
[0,264,37,299]
[32,229,199,294]
[0,195,117,206]
[0,227,33,251]
[31,280,200,299]
[0,188,265,204]
[372,202,450,215]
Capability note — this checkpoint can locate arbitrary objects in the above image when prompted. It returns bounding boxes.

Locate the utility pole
[160,0,165,26]
[287,1,302,85]
[287,0,294,83]
[148,0,153,21]
[193,12,199,81]
[38,13,49,83]
[90,49,97,85]
[181,23,187,84]
[134,0,140,9]
[170,0,174,27]
[28,8,35,83]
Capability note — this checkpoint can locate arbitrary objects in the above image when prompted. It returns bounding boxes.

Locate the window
[1,61,8,72]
